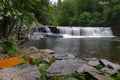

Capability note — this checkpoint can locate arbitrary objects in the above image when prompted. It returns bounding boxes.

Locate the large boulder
[47,59,87,77]
[0,64,40,80]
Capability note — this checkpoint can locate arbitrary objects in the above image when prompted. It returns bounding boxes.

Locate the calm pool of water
[24,37,120,63]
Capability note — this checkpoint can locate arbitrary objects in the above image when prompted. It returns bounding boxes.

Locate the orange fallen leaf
[0,57,25,68]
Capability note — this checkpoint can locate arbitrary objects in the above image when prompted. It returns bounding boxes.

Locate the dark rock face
[84,71,111,80]
[112,27,120,37]
[47,60,86,77]
[48,27,60,33]
[0,64,40,80]
[38,27,49,32]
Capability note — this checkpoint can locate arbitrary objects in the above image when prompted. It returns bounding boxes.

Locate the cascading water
[29,26,114,39]
[57,27,114,38]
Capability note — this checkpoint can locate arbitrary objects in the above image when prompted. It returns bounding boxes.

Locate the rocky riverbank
[0,47,120,80]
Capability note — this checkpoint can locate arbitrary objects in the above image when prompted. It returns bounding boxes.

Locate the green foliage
[63,72,87,80]
[39,64,49,80]
[32,55,46,65]
[96,64,104,70]
[2,36,18,54]
[79,12,92,26]
[112,71,120,80]
[54,0,120,27]
[101,70,107,76]
[0,0,54,38]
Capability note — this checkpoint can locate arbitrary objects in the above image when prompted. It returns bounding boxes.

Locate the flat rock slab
[54,54,75,60]
[40,49,55,54]
[84,71,111,80]
[47,60,86,77]
[100,59,120,70]
[0,64,40,80]
[77,64,99,74]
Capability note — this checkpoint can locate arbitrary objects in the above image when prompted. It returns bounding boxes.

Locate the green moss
[32,55,46,66]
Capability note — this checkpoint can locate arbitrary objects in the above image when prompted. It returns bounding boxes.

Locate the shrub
[2,36,18,54]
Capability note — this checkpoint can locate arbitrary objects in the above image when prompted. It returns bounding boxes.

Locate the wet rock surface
[0,64,40,80]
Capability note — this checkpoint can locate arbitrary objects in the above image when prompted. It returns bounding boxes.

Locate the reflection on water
[24,38,120,63]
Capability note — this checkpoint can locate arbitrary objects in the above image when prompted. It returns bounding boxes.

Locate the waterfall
[29,26,114,39]
[57,27,113,38]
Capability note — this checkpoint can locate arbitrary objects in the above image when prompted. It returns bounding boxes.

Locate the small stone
[84,71,111,80]
[88,60,100,67]
[44,57,51,63]
[40,49,55,54]
[30,46,38,52]
[39,64,46,67]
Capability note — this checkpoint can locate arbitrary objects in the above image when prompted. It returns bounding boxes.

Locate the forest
[0,0,120,38]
